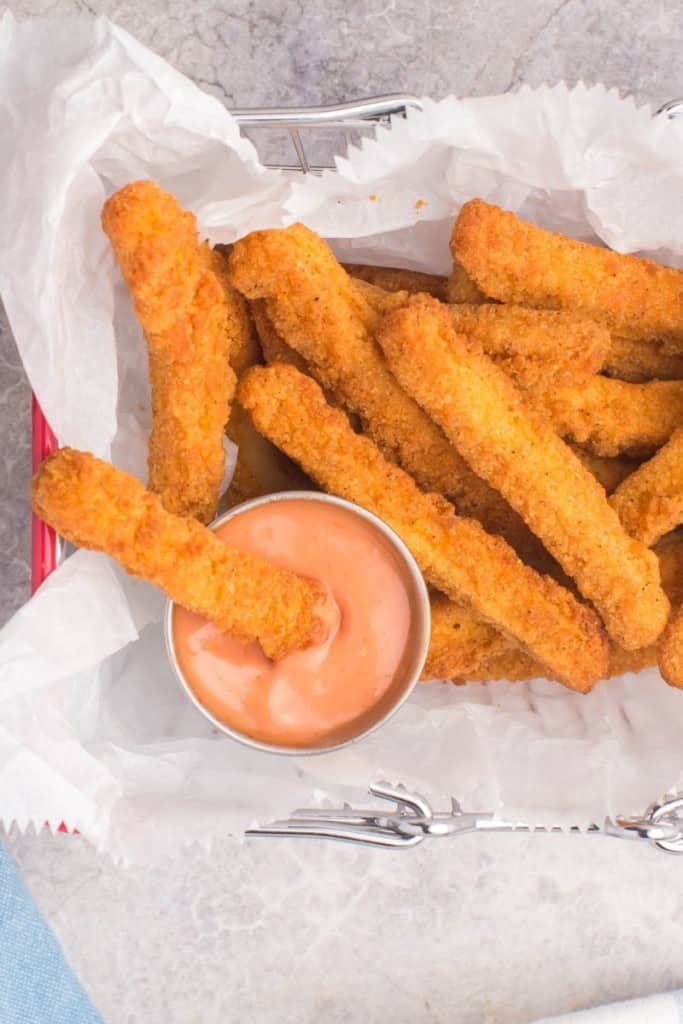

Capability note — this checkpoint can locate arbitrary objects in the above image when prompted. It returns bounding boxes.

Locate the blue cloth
[0,844,102,1024]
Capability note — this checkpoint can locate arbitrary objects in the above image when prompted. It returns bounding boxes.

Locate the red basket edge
[31,398,75,834]
[31,394,58,594]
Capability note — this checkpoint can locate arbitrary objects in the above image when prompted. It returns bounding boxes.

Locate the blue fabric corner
[0,844,102,1024]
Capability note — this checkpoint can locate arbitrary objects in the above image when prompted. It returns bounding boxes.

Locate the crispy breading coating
[454,537,683,682]
[354,283,609,391]
[238,363,609,691]
[610,426,683,546]
[421,594,510,680]
[460,643,658,684]
[251,299,362,438]
[31,449,322,660]
[446,261,490,304]
[604,336,683,383]
[656,533,683,605]
[223,402,311,508]
[659,605,683,688]
[343,263,449,300]
[250,299,310,374]
[446,304,610,390]
[228,224,540,558]
[208,246,260,376]
[531,376,683,457]
[569,447,640,494]
[453,199,683,346]
[101,181,236,524]
[350,278,410,314]
[209,249,310,506]
[446,536,683,683]
[377,297,669,650]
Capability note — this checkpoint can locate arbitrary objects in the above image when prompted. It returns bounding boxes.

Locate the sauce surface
[172,498,415,748]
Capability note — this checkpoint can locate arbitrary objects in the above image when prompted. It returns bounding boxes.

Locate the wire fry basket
[30,93,683,853]
[232,94,423,172]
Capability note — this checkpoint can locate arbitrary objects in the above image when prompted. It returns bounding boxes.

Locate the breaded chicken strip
[610,426,683,546]
[422,594,510,680]
[461,643,658,684]
[208,247,260,377]
[350,278,409,314]
[102,181,235,524]
[378,297,669,650]
[456,537,683,682]
[656,533,683,605]
[343,263,449,300]
[604,337,683,383]
[31,449,322,660]
[531,376,683,457]
[250,300,309,374]
[223,411,310,508]
[239,364,609,691]
[445,535,683,683]
[446,304,610,391]
[659,606,683,688]
[259,295,560,679]
[228,224,540,558]
[453,199,683,346]
[569,447,640,494]
[446,261,490,304]
[355,283,609,391]
[209,249,309,506]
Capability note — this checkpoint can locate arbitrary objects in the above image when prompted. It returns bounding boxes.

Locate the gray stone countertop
[2,2,683,1022]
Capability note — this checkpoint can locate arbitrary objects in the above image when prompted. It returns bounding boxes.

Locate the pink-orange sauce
[172,498,415,748]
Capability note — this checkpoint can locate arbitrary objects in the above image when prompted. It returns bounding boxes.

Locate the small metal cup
[165,491,431,756]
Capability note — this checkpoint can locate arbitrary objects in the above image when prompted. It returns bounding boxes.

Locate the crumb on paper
[368,193,378,201]
[415,198,427,212]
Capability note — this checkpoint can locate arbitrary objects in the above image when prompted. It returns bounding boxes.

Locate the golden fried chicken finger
[422,594,510,680]
[531,376,683,457]
[239,364,609,691]
[446,261,490,304]
[350,278,410,314]
[569,447,640,494]
[460,643,658,684]
[32,449,322,660]
[209,250,309,506]
[208,247,260,376]
[353,283,609,391]
[228,224,540,558]
[610,426,683,546]
[603,337,683,383]
[343,263,449,300]
[454,536,683,683]
[378,297,669,650]
[453,199,683,346]
[223,402,311,508]
[101,181,235,524]
[656,533,683,605]
[659,605,683,688]
[446,304,610,391]
[250,299,309,374]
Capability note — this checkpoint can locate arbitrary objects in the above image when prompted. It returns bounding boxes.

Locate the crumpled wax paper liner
[1,11,683,862]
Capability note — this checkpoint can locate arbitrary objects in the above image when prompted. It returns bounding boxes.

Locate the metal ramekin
[164,490,431,756]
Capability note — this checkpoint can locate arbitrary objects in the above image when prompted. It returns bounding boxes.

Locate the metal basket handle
[232,93,423,173]
[657,98,683,118]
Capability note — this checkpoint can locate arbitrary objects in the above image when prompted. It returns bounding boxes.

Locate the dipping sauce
[171,497,424,749]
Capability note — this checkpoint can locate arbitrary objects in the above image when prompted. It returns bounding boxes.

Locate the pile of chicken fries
[31,182,683,694]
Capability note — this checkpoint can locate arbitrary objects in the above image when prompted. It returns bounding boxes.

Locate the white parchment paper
[2,12,683,861]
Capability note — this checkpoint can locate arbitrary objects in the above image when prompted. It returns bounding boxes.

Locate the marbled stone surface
[2,2,683,1021]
